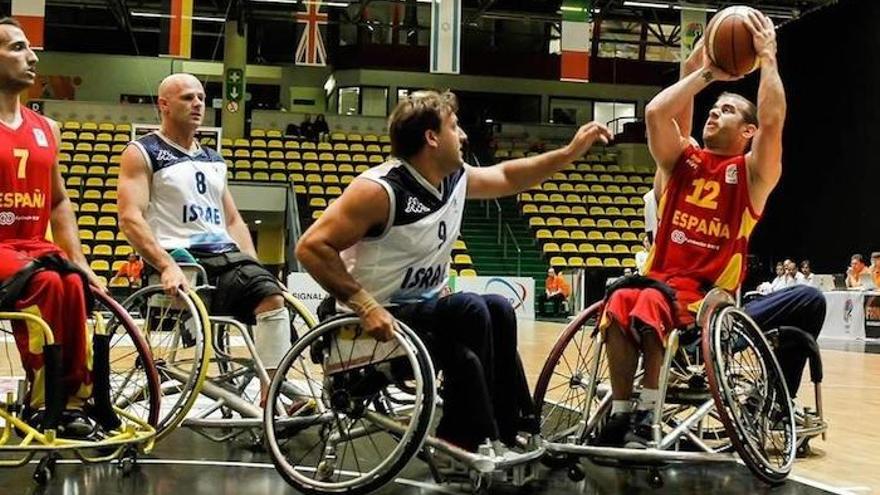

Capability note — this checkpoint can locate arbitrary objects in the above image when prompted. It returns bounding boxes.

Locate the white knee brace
[254,307,291,370]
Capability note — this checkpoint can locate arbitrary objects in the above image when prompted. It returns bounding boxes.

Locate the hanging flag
[161,0,193,58]
[430,0,461,74]
[680,4,707,64]
[12,0,46,49]
[295,0,328,67]
[560,0,591,82]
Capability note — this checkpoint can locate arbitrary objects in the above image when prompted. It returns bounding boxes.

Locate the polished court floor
[0,318,876,494]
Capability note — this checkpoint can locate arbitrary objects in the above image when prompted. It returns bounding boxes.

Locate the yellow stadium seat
[553,229,570,240]
[308,185,324,195]
[613,244,630,254]
[539,205,555,214]
[587,231,603,241]
[622,232,638,241]
[542,242,560,254]
[453,254,472,265]
[546,217,562,227]
[301,141,316,150]
[613,219,629,229]
[252,160,269,170]
[271,173,287,182]
[603,258,622,268]
[571,231,586,240]
[90,260,110,272]
[98,216,116,227]
[522,205,538,215]
[453,240,467,251]
[579,243,596,254]
[568,257,585,268]
[561,243,578,253]
[355,165,369,173]
[586,257,603,267]
[535,229,551,240]
[622,258,637,268]
[289,173,305,183]
[309,197,327,208]
[549,256,567,268]
[528,217,545,228]
[596,244,613,254]
[234,171,252,180]
[252,150,268,159]
[605,231,621,241]
[93,244,113,257]
[79,229,94,241]
[100,203,118,214]
[459,269,477,277]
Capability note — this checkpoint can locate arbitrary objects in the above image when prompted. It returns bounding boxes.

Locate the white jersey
[341,159,468,306]
[130,132,237,252]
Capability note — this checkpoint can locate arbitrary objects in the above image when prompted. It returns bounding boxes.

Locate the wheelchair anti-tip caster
[33,452,60,485]
[118,446,139,476]
[567,463,586,482]
[648,468,664,488]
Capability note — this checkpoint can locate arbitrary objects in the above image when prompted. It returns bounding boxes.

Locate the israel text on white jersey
[340,159,468,307]
[130,132,237,252]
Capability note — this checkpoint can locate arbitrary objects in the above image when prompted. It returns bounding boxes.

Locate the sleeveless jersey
[0,106,57,242]
[130,132,236,252]
[644,145,760,294]
[340,159,467,306]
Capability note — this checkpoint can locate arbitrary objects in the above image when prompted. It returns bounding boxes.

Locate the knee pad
[254,307,291,369]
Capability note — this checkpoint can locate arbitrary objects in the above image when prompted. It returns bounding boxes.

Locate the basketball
[706,6,760,77]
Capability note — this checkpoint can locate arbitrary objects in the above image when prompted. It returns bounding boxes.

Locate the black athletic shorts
[189,249,283,324]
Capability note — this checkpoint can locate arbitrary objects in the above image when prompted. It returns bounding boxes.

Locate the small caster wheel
[797,439,812,458]
[648,469,664,488]
[33,454,58,484]
[567,464,586,482]
[470,474,491,494]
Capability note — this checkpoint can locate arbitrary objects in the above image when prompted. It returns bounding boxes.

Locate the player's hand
[359,306,395,342]
[161,264,191,297]
[84,267,107,294]
[564,122,613,160]
[744,10,777,62]
[684,38,705,70]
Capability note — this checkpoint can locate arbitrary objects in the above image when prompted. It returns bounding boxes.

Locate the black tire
[264,316,435,495]
[703,306,796,485]
[532,302,606,444]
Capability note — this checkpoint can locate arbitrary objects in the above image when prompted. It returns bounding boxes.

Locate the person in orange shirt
[871,252,880,288]
[539,267,571,316]
[111,253,144,287]
[846,254,869,288]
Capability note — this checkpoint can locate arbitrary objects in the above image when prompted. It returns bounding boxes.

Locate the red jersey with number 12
[0,107,57,242]
[643,145,760,298]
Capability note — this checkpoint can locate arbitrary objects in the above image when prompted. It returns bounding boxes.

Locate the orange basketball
[706,6,760,77]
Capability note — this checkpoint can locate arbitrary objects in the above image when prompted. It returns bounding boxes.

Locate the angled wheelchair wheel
[264,315,435,495]
[92,290,161,428]
[533,301,608,444]
[120,286,212,441]
[703,306,796,484]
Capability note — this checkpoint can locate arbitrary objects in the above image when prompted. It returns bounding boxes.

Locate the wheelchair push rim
[703,306,796,485]
[264,315,436,495]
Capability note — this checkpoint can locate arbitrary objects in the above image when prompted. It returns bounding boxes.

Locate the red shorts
[0,239,92,409]
[600,277,705,344]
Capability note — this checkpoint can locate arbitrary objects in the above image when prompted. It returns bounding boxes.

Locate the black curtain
[688,0,879,277]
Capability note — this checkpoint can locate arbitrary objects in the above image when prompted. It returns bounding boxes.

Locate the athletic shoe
[623,410,654,449]
[593,412,631,447]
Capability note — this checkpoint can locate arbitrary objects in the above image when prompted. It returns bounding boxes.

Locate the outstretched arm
[744,11,786,214]
[466,122,612,199]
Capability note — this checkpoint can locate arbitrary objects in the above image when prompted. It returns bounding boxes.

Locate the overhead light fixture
[131,11,226,22]
[672,5,718,13]
[622,1,670,9]
[250,0,350,6]
[254,219,263,225]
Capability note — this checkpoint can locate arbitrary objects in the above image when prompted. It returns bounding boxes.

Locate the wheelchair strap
[0,254,95,312]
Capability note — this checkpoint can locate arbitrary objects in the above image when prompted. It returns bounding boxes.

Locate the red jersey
[0,106,57,242]
[644,145,760,308]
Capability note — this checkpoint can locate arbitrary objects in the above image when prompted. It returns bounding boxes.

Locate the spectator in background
[635,236,651,274]
[314,114,330,141]
[300,113,315,141]
[846,254,869,288]
[871,252,880,288]
[784,258,804,284]
[769,261,787,292]
[643,189,657,244]
[284,121,300,137]
[800,259,815,286]
[539,267,571,316]
[111,253,144,288]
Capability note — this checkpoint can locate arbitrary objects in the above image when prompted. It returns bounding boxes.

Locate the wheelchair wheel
[120,286,212,441]
[264,316,435,495]
[93,290,161,427]
[532,301,607,444]
[703,306,796,484]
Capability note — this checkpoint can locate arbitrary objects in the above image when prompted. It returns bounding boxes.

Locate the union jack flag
[295,0,328,66]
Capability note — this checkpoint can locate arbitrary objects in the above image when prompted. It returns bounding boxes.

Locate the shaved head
[159,73,202,99]
[157,72,206,133]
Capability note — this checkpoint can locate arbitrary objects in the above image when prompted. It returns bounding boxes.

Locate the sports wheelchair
[118,263,317,444]
[533,288,826,487]
[0,287,160,484]
[262,311,545,495]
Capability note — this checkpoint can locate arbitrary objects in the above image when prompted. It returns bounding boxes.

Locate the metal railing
[502,223,522,277]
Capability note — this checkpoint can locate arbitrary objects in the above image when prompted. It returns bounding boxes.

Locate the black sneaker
[58,410,102,440]
[594,412,631,447]
[623,410,654,449]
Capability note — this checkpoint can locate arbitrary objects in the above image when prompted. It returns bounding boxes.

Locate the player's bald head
[158,73,202,98]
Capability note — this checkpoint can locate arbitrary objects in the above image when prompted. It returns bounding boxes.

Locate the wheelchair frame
[0,289,160,484]
[533,291,815,487]
[262,313,546,495]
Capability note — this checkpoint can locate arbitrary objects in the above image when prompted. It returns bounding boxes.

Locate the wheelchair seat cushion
[0,252,94,312]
